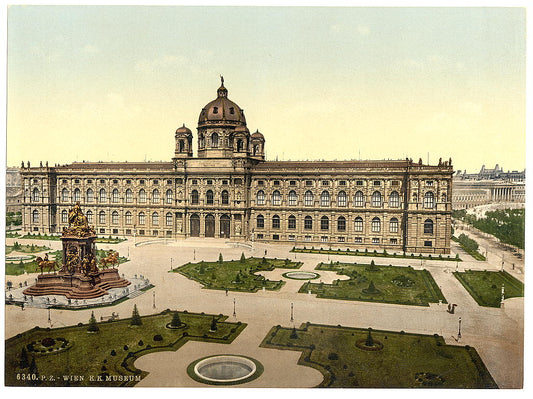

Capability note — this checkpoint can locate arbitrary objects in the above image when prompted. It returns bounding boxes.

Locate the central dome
[198,77,246,126]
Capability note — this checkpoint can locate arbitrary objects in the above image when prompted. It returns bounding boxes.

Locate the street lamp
[458,317,462,339]
[194,249,196,261]
[153,291,156,309]
[290,302,294,323]
[170,257,173,271]
[233,298,236,317]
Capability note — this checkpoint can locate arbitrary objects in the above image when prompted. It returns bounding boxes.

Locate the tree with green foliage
[210,317,218,331]
[19,347,29,369]
[130,304,142,326]
[365,328,374,347]
[290,327,298,339]
[87,311,99,332]
[218,253,223,264]
[240,252,246,263]
[170,311,181,327]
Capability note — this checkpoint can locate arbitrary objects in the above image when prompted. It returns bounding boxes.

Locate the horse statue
[35,256,58,274]
[100,250,119,269]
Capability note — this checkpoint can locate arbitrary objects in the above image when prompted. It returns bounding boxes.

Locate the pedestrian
[225,288,228,296]
[264,249,267,256]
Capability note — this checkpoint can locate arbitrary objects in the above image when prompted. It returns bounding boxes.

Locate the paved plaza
[4,235,524,388]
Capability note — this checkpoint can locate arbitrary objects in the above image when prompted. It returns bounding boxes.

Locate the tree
[170,311,181,327]
[88,311,99,332]
[130,304,142,326]
[19,347,29,369]
[218,253,223,264]
[210,317,218,331]
[365,328,374,347]
[290,327,298,339]
[240,252,246,263]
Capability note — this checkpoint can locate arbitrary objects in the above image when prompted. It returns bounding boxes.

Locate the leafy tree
[365,328,374,347]
[130,304,142,326]
[290,327,298,339]
[19,347,29,369]
[240,252,246,263]
[170,312,181,327]
[87,311,99,332]
[210,317,218,331]
[218,253,223,264]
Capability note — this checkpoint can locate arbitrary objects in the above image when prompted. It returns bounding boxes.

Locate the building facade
[452,179,525,210]
[20,79,454,254]
[6,167,22,213]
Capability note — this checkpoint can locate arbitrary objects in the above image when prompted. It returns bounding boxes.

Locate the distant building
[452,179,525,210]
[19,79,453,254]
[455,164,525,182]
[6,167,22,213]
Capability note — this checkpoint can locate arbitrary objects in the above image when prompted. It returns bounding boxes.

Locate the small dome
[176,124,192,135]
[198,77,246,126]
[251,130,264,139]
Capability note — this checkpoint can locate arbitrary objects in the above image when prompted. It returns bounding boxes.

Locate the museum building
[20,79,453,253]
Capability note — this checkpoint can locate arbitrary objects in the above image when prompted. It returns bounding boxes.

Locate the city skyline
[7,6,526,171]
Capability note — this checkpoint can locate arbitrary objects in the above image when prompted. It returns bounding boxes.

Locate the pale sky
[6,6,526,173]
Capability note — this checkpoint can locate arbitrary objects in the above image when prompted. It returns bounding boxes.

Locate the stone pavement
[4,237,524,388]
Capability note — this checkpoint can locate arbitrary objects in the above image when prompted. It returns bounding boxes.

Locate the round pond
[188,355,263,385]
[282,271,320,280]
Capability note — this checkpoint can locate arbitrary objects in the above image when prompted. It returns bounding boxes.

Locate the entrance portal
[220,214,230,238]
[205,214,215,237]
[190,214,200,237]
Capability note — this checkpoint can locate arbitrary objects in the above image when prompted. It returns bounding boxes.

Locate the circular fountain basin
[282,271,320,280]
[189,355,262,385]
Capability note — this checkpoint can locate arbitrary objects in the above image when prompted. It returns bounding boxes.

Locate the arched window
[272,214,280,229]
[253,144,259,155]
[125,189,133,203]
[32,188,40,202]
[337,216,346,231]
[337,191,347,207]
[86,210,93,224]
[152,212,159,226]
[371,191,382,207]
[237,139,243,152]
[288,190,297,206]
[99,188,107,203]
[61,188,69,202]
[73,188,81,202]
[424,192,435,209]
[165,189,174,204]
[389,191,400,208]
[112,188,119,203]
[256,214,264,229]
[87,188,94,203]
[354,217,363,232]
[152,189,160,204]
[125,211,132,225]
[138,212,145,225]
[206,190,214,205]
[304,190,314,206]
[221,190,229,205]
[304,216,313,230]
[371,217,381,232]
[288,215,296,229]
[32,209,39,223]
[320,216,329,230]
[211,132,219,148]
[61,210,68,223]
[320,191,330,207]
[112,211,119,224]
[191,190,199,205]
[256,190,265,205]
[179,140,185,152]
[139,189,147,203]
[424,219,434,234]
[389,217,399,233]
[272,190,281,205]
[166,212,173,226]
[98,211,106,224]
[354,191,364,207]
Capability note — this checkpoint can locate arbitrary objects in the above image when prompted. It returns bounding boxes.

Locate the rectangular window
[139,229,145,235]
[321,236,328,242]
[424,240,433,247]
[390,238,398,244]
[257,233,264,239]
[153,230,159,236]
[356,180,363,186]
[355,237,362,243]
[288,235,296,241]
[222,180,228,185]
[62,179,67,184]
[322,181,330,186]
[153,180,159,185]
[339,180,346,186]
[305,180,313,186]
[373,180,381,186]
[167,180,172,185]
[289,180,297,186]
[33,227,39,232]
[87,179,93,184]
[191,179,198,185]
[372,238,380,244]
[426,181,434,186]
[234,214,242,220]
[176,179,183,184]
[99,228,105,234]
[207,179,213,185]
[234,178,242,185]
[391,181,399,186]
[112,229,118,234]
[139,179,145,185]
[167,231,172,237]
[257,180,264,186]
[304,235,312,241]
[74,179,80,184]
[273,180,280,186]
[272,234,279,240]
[338,237,345,242]
[126,229,132,235]
[113,179,118,184]
[126,180,132,184]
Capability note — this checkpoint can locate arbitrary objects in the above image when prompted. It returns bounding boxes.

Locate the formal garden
[19,232,126,244]
[173,253,302,292]
[291,246,461,261]
[6,242,50,255]
[5,308,246,387]
[453,270,524,308]
[260,323,497,388]
[5,249,129,276]
[299,261,447,306]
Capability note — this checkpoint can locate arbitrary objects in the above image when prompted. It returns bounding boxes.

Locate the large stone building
[6,167,22,213]
[20,79,453,253]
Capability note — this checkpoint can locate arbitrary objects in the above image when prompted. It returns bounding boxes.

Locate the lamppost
[458,317,462,339]
[193,249,196,261]
[153,291,156,309]
[501,284,505,306]
[170,257,173,271]
[290,302,294,323]
[233,298,236,317]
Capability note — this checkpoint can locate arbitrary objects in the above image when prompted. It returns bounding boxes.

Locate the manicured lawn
[291,247,461,261]
[6,243,50,255]
[453,270,524,307]
[6,232,21,238]
[300,261,447,306]
[5,310,246,387]
[20,233,126,244]
[260,323,497,388]
[174,256,302,292]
